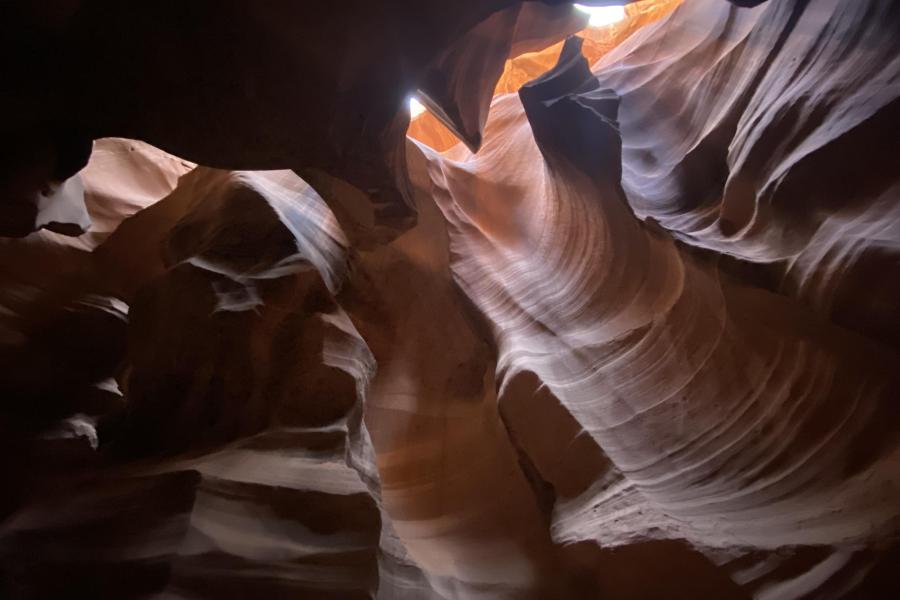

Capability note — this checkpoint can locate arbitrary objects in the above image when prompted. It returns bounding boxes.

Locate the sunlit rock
[1,1,899,598]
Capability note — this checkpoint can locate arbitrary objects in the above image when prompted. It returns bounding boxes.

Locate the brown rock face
[2,0,900,598]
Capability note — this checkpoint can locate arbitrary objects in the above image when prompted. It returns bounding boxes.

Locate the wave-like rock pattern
[594,0,900,352]
[2,0,900,598]
[0,166,429,599]
[424,29,900,550]
[407,0,900,594]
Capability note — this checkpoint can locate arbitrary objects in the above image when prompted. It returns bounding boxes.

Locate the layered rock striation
[1,0,899,598]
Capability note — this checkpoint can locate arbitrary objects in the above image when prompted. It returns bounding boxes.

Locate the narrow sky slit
[574,4,626,27]
[409,97,426,118]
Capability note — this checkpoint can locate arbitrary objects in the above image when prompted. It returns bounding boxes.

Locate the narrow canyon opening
[1,1,899,599]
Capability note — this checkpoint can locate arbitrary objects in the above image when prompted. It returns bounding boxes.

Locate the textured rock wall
[1,0,899,598]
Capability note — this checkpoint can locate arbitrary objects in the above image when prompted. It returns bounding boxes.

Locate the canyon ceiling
[1,0,899,598]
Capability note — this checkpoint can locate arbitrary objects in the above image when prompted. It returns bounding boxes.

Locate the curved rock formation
[2,0,900,598]
[408,0,683,151]
[428,27,900,548]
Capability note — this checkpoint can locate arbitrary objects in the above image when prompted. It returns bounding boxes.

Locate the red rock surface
[1,1,899,598]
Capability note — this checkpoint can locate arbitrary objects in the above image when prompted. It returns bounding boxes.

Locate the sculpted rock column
[420,36,900,554]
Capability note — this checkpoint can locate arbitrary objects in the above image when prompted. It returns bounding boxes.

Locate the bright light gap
[574,4,626,27]
[408,97,426,118]
[408,4,625,116]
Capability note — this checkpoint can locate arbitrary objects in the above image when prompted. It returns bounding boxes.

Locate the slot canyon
[1,0,899,597]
